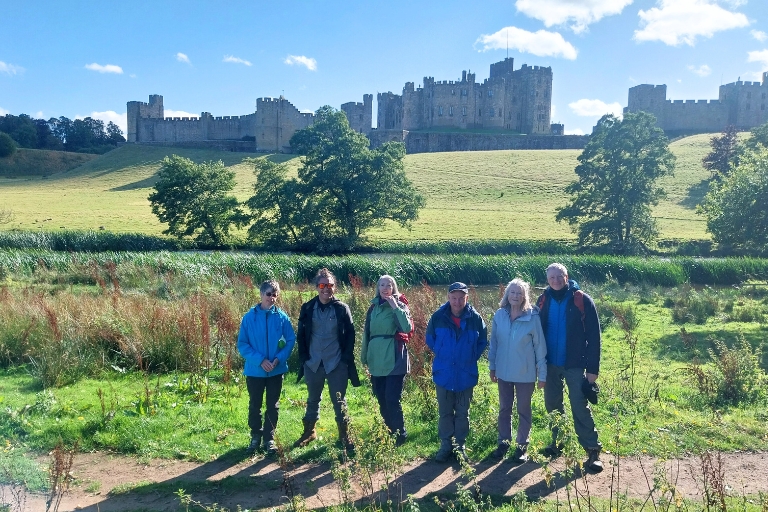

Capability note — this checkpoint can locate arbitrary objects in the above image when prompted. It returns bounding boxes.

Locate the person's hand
[490,370,497,383]
[271,358,279,368]
[537,381,546,389]
[260,358,275,372]
[586,373,598,384]
[385,295,398,309]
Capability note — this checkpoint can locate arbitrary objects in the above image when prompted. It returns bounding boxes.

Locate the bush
[685,335,768,407]
[669,286,720,324]
[0,132,17,158]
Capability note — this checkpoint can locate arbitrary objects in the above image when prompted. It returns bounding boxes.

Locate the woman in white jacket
[488,278,546,463]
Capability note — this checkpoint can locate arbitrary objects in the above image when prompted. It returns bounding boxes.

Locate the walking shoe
[491,443,509,459]
[264,439,278,457]
[585,449,603,473]
[455,445,469,464]
[509,445,529,465]
[247,436,261,454]
[542,443,563,458]
[434,444,453,463]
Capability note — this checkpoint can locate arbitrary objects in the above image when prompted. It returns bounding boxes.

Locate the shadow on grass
[680,178,712,210]
[109,174,159,192]
[654,325,768,370]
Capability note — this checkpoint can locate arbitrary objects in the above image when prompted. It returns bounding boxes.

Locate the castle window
[438,106,443,116]
[461,89,468,97]
[452,89,456,95]
[449,106,454,116]
[479,109,482,116]
[488,90,493,97]
[498,109,502,117]
[462,107,467,116]
[488,108,495,117]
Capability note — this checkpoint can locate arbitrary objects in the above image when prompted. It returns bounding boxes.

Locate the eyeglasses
[265,292,279,298]
[317,282,335,289]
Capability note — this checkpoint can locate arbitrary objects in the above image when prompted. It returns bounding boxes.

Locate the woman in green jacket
[361,275,412,445]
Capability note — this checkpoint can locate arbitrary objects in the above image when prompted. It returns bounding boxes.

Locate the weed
[670,286,720,324]
[46,441,76,512]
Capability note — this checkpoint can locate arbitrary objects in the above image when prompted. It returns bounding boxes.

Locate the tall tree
[261,105,425,252]
[555,112,676,253]
[702,125,739,181]
[0,132,17,158]
[148,155,249,247]
[698,146,768,252]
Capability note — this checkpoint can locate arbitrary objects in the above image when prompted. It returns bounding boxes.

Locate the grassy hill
[0,135,713,241]
[0,148,98,177]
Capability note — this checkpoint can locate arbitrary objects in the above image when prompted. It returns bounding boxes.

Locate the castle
[127,58,589,153]
[625,72,768,136]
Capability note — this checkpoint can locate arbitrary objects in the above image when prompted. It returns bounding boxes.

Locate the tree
[555,112,676,253]
[741,120,768,154]
[0,132,17,158]
[698,146,768,251]
[106,122,126,145]
[148,155,249,246]
[249,106,425,252]
[702,125,739,181]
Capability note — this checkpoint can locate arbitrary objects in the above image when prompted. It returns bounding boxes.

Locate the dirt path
[6,450,768,511]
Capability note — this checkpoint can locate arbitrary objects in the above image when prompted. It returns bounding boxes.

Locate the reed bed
[1,249,767,287]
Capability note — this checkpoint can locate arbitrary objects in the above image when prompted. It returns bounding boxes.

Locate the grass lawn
[0,134,714,241]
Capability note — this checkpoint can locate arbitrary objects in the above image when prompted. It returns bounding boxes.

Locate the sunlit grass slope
[0,134,713,241]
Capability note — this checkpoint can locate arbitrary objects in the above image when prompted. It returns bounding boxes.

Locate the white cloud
[223,55,252,66]
[164,109,199,119]
[284,55,318,71]
[33,111,44,118]
[634,0,749,46]
[0,106,9,116]
[742,71,764,81]
[176,52,191,64]
[747,50,768,69]
[0,61,24,75]
[475,26,578,60]
[516,0,633,33]
[84,63,123,74]
[565,128,585,135]
[569,98,623,117]
[752,30,768,42]
[77,111,128,134]
[688,64,712,76]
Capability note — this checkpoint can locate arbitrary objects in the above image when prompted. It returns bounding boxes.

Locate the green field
[0,135,713,241]
[0,147,98,177]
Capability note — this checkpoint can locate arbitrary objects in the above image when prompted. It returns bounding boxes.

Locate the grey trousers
[497,380,535,446]
[436,385,474,446]
[544,365,601,451]
[303,362,349,423]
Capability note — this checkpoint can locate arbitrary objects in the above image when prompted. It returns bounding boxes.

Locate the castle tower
[126,94,163,142]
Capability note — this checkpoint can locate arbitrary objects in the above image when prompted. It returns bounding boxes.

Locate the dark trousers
[303,362,349,423]
[371,374,407,438]
[246,374,284,441]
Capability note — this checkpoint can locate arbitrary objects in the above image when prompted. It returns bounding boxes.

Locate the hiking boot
[337,420,355,453]
[585,449,603,473]
[455,445,469,464]
[247,435,261,454]
[491,443,509,459]
[293,419,317,448]
[509,445,529,465]
[542,443,563,458]
[264,439,278,457]
[434,443,453,463]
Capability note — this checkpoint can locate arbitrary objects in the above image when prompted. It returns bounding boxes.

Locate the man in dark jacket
[426,282,488,463]
[537,263,603,473]
[293,268,359,451]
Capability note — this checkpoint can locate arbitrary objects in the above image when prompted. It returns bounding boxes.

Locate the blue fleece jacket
[237,305,296,378]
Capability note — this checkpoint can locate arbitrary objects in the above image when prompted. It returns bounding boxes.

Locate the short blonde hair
[375,274,400,298]
[499,278,532,311]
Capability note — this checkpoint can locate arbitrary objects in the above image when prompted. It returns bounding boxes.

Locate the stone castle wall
[341,94,373,134]
[369,129,588,152]
[626,73,768,135]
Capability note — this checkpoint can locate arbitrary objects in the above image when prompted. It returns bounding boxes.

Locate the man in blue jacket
[536,263,603,473]
[237,280,296,455]
[426,282,488,463]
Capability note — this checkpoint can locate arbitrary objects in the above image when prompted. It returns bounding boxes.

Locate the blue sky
[1,0,767,136]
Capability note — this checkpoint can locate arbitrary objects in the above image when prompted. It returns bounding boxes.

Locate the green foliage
[556,112,676,253]
[148,155,250,247]
[668,286,720,324]
[686,334,767,407]
[702,125,739,181]
[0,230,185,251]
[740,120,768,154]
[248,106,425,252]
[0,132,17,158]
[698,147,768,252]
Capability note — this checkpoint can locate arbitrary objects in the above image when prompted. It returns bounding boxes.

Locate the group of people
[236,263,604,473]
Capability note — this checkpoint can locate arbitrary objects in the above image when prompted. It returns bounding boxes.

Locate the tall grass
[3,250,768,286]
[0,231,186,252]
